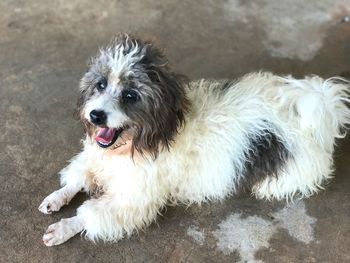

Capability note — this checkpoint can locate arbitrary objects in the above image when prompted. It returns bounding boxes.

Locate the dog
[38,34,350,246]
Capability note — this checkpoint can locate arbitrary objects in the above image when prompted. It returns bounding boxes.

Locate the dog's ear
[142,43,189,117]
[129,38,190,158]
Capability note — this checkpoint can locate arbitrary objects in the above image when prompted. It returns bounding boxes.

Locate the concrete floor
[1,0,350,262]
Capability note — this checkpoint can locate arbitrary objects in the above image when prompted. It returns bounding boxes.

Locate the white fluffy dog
[39,34,350,246]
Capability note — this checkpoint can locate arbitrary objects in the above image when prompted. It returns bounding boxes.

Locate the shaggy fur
[39,34,350,246]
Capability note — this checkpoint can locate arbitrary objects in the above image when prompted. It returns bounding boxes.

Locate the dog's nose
[89,110,107,125]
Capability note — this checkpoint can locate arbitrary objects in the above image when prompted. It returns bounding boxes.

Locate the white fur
[101,36,145,78]
[39,72,350,245]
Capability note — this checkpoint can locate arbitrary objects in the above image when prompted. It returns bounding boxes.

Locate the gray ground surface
[1,1,350,262]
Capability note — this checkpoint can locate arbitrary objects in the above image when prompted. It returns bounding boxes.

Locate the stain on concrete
[212,201,317,262]
[213,213,274,262]
[8,105,23,114]
[222,0,350,61]
[273,201,317,244]
[187,225,205,245]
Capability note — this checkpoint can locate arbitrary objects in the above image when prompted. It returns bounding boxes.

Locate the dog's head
[76,34,189,157]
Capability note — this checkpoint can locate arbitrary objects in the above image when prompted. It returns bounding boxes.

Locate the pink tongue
[96,128,116,144]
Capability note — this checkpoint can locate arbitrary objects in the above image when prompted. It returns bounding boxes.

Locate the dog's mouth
[95,126,128,148]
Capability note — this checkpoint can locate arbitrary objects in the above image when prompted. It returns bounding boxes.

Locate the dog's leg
[78,197,162,242]
[42,216,84,246]
[39,151,89,214]
[38,185,81,214]
[42,194,163,246]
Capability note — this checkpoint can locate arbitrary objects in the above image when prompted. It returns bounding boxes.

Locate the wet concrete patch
[213,214,274,262]
[187,225,205,246]
[211,201,317,262]
[272,201,317,244]
[222,0,350,61]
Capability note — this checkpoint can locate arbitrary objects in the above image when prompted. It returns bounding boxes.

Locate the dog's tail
[282,75,350,151]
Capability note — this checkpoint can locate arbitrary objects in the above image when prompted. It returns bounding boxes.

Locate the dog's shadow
[57,192,88,218]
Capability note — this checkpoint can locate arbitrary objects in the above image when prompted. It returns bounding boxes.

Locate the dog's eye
[96,78,107,91]
[122,89,139,104]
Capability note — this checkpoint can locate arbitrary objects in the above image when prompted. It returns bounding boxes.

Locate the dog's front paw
[43,217,83,246]
[38,191,67,214]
